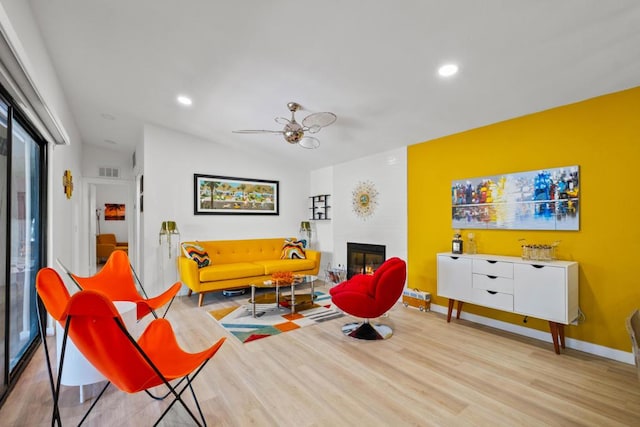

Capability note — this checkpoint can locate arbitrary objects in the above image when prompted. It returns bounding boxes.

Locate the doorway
[81,178,136,277]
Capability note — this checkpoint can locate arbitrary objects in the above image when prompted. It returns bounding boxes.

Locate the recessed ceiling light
[177,95,193,106]
[438,64,459,77]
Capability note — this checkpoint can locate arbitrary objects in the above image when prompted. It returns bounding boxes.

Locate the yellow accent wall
[408,86,640,352]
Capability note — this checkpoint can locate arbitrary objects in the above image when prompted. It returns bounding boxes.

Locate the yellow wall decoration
[408,86,640,352]
[62,169,73,199]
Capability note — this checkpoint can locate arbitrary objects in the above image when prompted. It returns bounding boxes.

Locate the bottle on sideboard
[452,231,463,254]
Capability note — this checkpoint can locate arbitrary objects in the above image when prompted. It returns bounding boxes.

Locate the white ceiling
[28,1,640,169]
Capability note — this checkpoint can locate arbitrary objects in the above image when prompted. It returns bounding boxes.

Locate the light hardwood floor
[1,281,639,426]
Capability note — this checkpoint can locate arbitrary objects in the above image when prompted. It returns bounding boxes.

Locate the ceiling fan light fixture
[284,123,304,143]
[233,101,335,149]
[299,137,320,149]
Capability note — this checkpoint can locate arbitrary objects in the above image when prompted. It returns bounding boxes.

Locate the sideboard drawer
[469,287,513,311]
[473,274,514,294]
[472,259,514,278]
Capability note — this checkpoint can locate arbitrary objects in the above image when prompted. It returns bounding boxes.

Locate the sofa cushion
[199,262,264,282]
[181,243,211,268]
[254,259,316,275]
[280,239,306,259]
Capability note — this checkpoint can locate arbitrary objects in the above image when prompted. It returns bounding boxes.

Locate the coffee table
[250,275,317,318]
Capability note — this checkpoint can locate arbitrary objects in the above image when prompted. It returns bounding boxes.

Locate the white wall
[141,124,311,295]
[0,1,408,298]
[81,144,134,180]
[309,166,334,269]
[0,0,83,275]
[78,145,135,274]
[96,184,129,242]
[83,144,134,246]
[322,147,407,272]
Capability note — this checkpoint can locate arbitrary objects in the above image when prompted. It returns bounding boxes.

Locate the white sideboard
[437,252,579,354]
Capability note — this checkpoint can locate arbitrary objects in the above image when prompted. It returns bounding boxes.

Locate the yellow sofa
[178,237,321,306]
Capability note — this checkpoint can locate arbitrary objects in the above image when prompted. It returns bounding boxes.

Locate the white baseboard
[430,303,634,365]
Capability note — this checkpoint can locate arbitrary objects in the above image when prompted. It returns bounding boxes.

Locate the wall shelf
[309,194,331,220]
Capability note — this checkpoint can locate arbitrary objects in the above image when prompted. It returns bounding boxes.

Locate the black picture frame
[193,174,279,215]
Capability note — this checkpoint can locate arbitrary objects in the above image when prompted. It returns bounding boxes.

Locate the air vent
[99,167,120,178]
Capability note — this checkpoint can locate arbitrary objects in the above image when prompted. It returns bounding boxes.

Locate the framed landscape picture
[104,203,125,221]
[194,174,279,215]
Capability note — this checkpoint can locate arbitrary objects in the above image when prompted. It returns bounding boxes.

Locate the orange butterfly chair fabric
[65,290,225,425]
[36,268,226,426]
[70,250,181,320]
[35,268,72,426]
[36,267,71,323]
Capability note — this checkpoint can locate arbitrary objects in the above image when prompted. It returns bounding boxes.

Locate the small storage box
[402,289,431,312]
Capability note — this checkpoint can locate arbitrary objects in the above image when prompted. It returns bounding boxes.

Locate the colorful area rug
[208,291,343,343]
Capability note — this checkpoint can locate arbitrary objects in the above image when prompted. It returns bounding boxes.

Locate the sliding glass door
[0,92,46,404]
[0,98,6,396]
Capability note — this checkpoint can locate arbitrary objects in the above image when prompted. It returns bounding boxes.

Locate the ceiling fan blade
[274,117,291,125]
[233,129,284,134]
[298,136,320,149]
[304,124,322,134]
[302,112,337,128]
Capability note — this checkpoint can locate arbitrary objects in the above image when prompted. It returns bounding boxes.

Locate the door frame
[80,177,135,276]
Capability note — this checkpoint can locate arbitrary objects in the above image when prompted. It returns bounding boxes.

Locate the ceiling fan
[233,102,337,149]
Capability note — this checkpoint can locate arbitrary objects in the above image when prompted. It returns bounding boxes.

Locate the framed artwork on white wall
[193,174,279,215]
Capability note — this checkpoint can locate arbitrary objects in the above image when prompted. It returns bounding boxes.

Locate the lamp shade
[159,221,180,259]
[159,221,179,234]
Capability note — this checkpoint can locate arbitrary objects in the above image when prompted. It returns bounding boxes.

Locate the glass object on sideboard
[519,239,560,261]
[466,232,477,254]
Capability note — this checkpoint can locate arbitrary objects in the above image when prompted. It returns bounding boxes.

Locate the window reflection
[8,118,41,370]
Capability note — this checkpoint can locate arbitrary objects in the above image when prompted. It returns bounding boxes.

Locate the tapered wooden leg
[558,323,566,349]
[198,293,204,307]
[187,289,193,297]
[456,301,464,319]
[549,321,561,354]
[447,299,454,322]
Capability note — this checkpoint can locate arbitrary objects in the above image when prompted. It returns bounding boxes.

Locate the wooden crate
[402,289,431,312]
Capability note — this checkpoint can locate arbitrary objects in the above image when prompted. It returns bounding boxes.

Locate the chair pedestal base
[342,320,393,340]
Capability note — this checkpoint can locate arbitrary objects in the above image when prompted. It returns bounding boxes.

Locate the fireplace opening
[347,242,386,279]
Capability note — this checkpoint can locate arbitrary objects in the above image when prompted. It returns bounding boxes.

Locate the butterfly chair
[67,250,181,320]
[36,268,226,426]
[35,267,71,426]
[329,257,407,340]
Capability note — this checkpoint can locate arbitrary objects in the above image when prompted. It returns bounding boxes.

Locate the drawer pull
[450,256,459,260]
[487,260,497,264]
[487,290,498,295]
[487,275,498,279]
[532,264,544,269]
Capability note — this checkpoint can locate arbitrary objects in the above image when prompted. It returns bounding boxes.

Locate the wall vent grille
[99,167,120,178]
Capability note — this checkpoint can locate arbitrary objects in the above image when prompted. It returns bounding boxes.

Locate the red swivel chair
[66,250,181,321]
[329,257,407,340]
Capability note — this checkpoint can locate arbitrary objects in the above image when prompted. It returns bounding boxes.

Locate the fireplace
[347,242,386,279]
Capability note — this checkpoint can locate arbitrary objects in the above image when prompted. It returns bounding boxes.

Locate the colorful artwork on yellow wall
[452,165,579,230]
